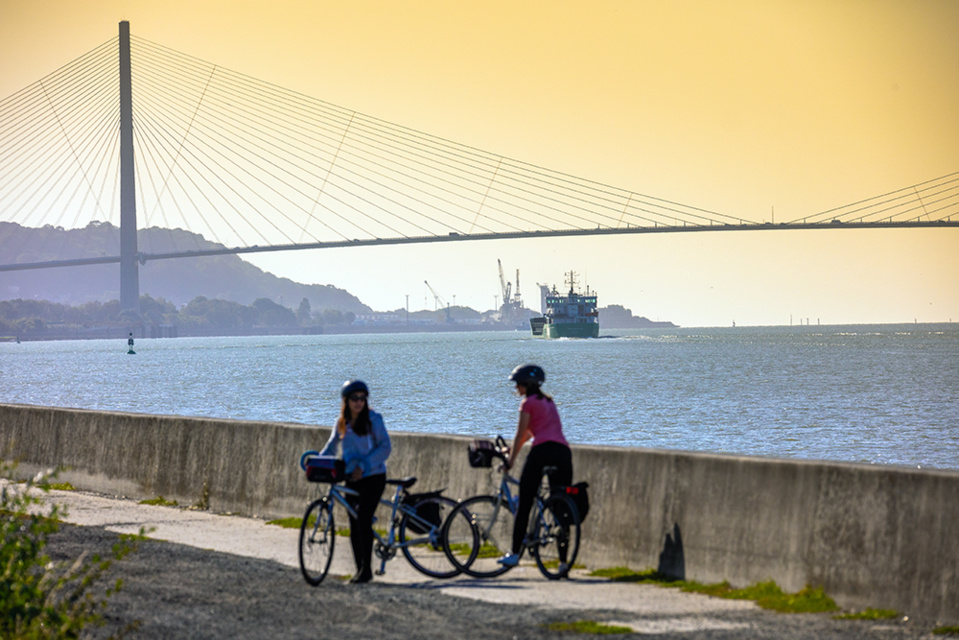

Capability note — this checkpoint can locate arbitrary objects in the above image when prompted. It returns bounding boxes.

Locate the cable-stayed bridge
[1,22,957,312]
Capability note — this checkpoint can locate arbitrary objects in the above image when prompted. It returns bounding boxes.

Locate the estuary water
[2,324,957,470]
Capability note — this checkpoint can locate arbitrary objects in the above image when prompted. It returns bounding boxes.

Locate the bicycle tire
[530,494,580,580]
[398,494,466,578]
[441,495,516,578]
[299,497,335,586]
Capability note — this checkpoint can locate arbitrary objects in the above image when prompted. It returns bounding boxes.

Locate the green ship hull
[544,323,600,339]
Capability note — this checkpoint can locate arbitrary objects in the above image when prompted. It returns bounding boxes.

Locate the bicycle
[440,436,581,580]
[298,454,476,586]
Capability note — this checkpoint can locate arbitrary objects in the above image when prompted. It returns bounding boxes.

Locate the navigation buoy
[127,332,135,354]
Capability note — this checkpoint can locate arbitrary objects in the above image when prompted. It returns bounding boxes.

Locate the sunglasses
[348,394,368,402]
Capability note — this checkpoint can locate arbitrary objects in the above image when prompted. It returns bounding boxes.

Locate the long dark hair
[522,382,553,402]
[337,396,372,436]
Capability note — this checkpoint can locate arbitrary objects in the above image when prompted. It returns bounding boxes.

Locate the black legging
[512,441,573,554]
[345,473,386,576]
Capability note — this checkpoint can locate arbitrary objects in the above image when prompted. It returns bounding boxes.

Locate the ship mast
[565,270,579,296]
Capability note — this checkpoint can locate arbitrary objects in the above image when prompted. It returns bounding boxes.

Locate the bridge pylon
[119,20,139,314]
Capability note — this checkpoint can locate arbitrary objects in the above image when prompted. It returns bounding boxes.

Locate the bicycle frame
[322,481,445,575]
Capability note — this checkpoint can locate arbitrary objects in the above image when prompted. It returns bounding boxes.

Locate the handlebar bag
[304,455,346,483]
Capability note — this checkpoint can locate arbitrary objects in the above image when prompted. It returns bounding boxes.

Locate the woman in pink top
[499,364,573,572]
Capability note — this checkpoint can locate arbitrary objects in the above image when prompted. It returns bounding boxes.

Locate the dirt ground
[47,524,943,640]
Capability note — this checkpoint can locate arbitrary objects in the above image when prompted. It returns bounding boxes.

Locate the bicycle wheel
[399,494,466,578]
[442,495,516,578]
[299,497,335,586]
[530,494,580,580]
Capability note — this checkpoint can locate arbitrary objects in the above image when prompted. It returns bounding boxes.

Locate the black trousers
[345,473,386,575]
[512,441,573,554]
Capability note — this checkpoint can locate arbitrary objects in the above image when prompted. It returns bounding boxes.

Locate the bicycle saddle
[387,476,417,488]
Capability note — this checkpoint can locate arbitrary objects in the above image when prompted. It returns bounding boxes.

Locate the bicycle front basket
[304,455,346,483]
[468,439,496,468]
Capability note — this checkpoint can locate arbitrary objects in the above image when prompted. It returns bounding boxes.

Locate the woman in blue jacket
[320,379,391,583]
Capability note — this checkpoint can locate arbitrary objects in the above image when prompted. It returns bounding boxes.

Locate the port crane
[496,260,524,323]
[497,259,512,308]
[424,280,452,322]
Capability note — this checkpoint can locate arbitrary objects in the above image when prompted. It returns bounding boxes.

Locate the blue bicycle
[440,436,581,580]
[298,454,475,585]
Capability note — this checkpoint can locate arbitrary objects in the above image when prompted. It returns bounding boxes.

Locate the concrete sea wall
[2,403,956,623]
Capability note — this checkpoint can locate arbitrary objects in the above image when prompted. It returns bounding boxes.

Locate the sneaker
[558,562,569,577]
[497,553,520,567]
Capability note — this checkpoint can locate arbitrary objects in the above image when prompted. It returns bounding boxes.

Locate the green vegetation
[590,567,839,614]
[934,626,959,635]
[546,620,632,634]
[834,608,900,620]
[1,464,139,638]
[45,482,76,491]
[192,482,210,511]
[590,567,675,585]
[268,516,350,537]
[265,516,302,529]
[138,496,178,507]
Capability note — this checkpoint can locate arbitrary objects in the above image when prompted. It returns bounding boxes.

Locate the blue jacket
[319,410,391,478]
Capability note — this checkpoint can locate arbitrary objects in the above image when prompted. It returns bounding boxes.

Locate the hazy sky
[2,0,957,326]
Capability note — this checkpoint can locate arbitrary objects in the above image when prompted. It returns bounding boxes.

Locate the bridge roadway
[36,486,936,639]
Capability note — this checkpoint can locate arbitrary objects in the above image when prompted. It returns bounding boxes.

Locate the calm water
[2,324,957,470]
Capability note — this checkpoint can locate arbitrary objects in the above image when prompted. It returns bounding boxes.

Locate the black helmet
[341,379,369,398]
[509,364,545,385]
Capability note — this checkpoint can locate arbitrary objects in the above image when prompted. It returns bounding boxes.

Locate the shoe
[349,570,373,584]
[497,553,520,567]
[558,562,569,577]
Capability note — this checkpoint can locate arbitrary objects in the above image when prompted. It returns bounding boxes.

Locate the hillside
[0,222,371,314]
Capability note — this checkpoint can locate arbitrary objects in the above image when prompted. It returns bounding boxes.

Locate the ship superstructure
[530,271,599,338]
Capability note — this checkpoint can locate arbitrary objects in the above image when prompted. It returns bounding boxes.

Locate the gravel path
[37,489,942,639]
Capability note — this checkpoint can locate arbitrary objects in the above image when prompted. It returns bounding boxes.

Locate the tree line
[0,295,355,339]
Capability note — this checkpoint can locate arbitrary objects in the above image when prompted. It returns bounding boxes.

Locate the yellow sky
[2,0,958,325]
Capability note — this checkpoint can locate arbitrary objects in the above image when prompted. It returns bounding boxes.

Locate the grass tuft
[265,517,301,529]
[834,608,900,620]
[590,568,839,614]
[933,626,959,635]
[546,620,633,634]
[43,481,76,491]
[590,566,678,585]
[139,496,178,507]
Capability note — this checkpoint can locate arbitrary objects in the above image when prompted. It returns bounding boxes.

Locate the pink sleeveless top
[519,394,568,447]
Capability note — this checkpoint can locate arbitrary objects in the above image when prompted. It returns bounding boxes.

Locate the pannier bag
[554,481,590,524]
[304,455,346,483]
[403,491,443,534]
[468,439,496,468]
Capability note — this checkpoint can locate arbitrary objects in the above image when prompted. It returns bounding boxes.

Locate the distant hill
[0,222,371,313]
[599,304,677,329]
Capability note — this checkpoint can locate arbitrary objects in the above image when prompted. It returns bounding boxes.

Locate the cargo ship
[529,272,599,338]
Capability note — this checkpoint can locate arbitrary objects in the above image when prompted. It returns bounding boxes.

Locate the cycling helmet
[509,364,545,385]
[341,379,369,398]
